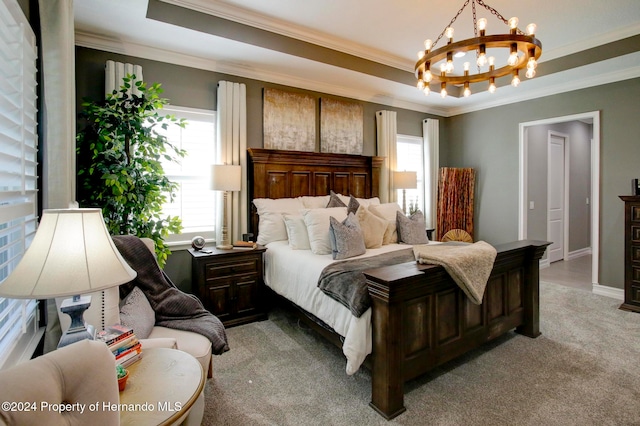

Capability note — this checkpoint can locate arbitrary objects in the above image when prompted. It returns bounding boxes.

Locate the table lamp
[0,209,137,348]
[210,164,242,249]
[393,171,418,215]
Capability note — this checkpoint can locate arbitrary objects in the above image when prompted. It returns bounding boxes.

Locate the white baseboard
[592,284,624,300]
[567,247,592,260]
[539,258,550,269]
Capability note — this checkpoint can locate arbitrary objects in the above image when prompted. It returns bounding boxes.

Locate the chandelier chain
[472,0,481,73]
[432,0,470,49]
[476,0,525,35]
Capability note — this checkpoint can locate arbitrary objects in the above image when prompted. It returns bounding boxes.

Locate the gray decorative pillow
[396,210,429,244]
[329,213,366,260]
[326,190,347,208]
[119,286,155,339]
[347,196,360,215]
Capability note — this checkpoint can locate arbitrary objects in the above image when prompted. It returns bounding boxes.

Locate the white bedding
[264,240,416,374]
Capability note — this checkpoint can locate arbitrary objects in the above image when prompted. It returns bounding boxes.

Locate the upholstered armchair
[55,238,213,378]
[0,340,120,426]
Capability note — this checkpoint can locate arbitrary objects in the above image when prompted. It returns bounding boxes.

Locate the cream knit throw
[413,241,497,304]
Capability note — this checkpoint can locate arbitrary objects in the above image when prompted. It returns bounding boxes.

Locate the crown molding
[75,31,447,116]
[447,52,640,116]
[158,0,413,72]
[541,22,640,62]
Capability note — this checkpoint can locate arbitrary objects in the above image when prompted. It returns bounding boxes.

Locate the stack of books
[96,324,142,368]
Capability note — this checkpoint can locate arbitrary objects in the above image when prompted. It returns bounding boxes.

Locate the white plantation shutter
[0,0,42,368]
[159,106,217,244]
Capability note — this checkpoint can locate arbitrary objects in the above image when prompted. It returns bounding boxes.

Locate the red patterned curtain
[436,167,476,241]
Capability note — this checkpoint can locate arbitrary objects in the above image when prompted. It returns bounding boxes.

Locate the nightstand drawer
[189,246,267,327]
[204,257,260,280]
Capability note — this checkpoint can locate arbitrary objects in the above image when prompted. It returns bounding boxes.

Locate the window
[396,135,425,214]
[157,106,217,245]
[0,0,41,369]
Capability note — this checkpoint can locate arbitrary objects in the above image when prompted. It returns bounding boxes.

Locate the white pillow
[253,198,305,245]
[333,192,351,206]
[253,197,304,215]
[369,203,402,245]
[300,195,330,209]
[256,212,286,245]
[283,214,311,250]
[356,197,380,207]
[302,207,348,255]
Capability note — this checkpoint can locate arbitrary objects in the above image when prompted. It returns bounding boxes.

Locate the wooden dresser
[189,246,267,326]
[619,196,640,313]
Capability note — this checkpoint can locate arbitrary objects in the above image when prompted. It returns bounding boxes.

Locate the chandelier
[414,0,542,98]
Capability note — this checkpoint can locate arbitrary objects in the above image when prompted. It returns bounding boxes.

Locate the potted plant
[76,75,186,267]
[116,364,129,391]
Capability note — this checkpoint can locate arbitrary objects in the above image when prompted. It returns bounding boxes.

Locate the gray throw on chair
[112,235,229,354]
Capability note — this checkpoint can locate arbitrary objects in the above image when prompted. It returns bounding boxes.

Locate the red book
[96,324,134,346]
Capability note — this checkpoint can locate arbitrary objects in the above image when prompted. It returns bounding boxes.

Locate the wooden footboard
[364,240,549,419]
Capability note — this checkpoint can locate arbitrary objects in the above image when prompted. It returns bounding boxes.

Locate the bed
[247,148,549,419]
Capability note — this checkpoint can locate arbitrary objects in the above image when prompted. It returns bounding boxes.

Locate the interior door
[547,135,565,263]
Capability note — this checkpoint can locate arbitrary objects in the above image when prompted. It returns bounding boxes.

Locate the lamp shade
[393,171,418,189]
[0,209,137,299]
[210,164,242,191]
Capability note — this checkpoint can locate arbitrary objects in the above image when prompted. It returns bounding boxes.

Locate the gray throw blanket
[413,241,497,304]
[317,248,415,317]
[112,235,229,354]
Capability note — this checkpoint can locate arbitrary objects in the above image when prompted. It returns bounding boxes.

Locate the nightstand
[189,246,267,327]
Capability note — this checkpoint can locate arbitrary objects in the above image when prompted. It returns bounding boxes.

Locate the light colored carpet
[202,282,640,425]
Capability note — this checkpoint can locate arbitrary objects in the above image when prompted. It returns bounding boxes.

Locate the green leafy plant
[76,75,186,267]
[116,364,127,379]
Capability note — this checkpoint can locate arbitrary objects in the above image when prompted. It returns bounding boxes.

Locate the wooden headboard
[247,148,384,237]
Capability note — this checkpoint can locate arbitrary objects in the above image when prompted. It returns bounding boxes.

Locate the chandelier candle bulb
[423,68,432,82]
[509,17,519,31]
[478,18,487,34]
[477,44,487,67]
[414,0,541,96]
[511,70,521,87]
[445,27,454,41]
[463,82,471,97]
[489,77,496,93]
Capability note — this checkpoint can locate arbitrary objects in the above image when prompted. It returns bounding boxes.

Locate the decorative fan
[441,229,473,243]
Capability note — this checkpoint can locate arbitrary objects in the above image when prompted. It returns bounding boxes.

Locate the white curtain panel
[105,60,143,97]
[216,81,248,242]
[376,110,398,203]
[423,119,440,230]
[38,0,76,210]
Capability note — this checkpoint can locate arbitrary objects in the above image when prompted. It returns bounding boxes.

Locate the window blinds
[0,0,40,368]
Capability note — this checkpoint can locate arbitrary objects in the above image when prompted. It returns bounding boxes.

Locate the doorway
[519,111,600,290]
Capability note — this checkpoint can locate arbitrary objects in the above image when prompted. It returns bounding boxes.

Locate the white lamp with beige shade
[0,209,137,348]
[210,164,242,249]
[393,171,418,215]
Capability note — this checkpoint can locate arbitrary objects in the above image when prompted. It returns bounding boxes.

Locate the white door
[547,135,565,263]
